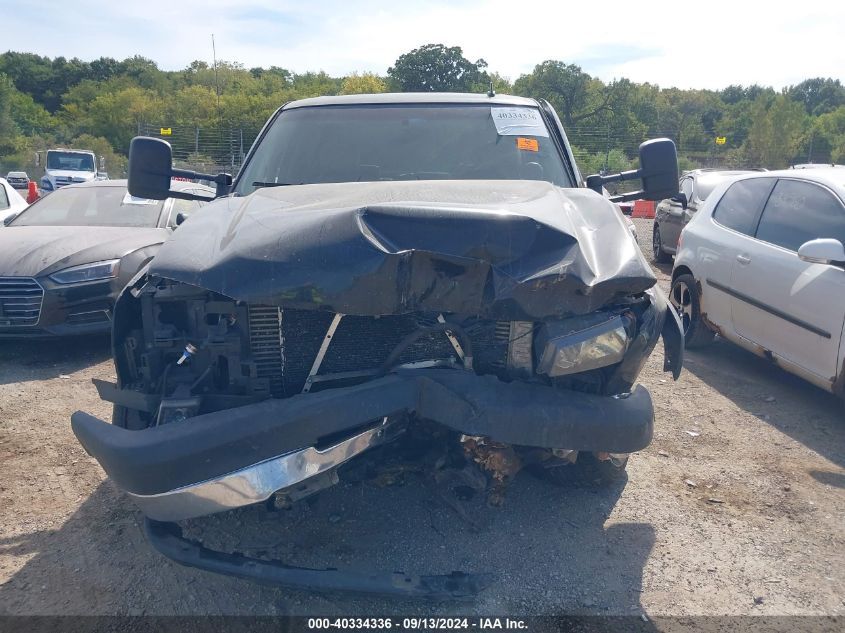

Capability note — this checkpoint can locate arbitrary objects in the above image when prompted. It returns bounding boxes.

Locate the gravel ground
[0,218,843,617]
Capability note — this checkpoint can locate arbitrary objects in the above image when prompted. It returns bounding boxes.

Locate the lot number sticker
[491,107,549,137]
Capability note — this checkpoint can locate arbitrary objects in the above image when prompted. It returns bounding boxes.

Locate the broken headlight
[534,313,633,377]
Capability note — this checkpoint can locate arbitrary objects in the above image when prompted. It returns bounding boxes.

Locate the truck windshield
[46,152,95,172]
[235,104,572,195]
[10,186,164,228]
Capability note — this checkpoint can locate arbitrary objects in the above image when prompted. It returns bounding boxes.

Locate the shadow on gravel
[0,335,111,385]
[683,339,844,469]
[809,470,845,489]
[0,467,655,616]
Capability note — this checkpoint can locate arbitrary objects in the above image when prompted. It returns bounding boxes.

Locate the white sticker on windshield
[491,107,549,137]
[122,193,159,206]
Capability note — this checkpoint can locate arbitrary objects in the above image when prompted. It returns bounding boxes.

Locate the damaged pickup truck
[72,93,684,598]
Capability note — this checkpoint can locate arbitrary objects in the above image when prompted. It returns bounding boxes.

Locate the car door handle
[736,254,751,265]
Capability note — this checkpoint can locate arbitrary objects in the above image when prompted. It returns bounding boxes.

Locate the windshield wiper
[252,181,300,188]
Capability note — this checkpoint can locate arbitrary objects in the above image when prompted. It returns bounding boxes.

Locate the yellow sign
[160,127,172,136]
[715,136,727,145]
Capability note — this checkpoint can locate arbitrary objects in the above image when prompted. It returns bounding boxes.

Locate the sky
[1,0,842,90]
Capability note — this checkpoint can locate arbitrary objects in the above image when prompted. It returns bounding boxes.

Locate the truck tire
[670,273,715,348]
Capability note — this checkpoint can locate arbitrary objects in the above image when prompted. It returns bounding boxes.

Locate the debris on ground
[460,435,523,506]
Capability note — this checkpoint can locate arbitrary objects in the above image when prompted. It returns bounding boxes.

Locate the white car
[671,168,845,397]
[0,177,29,225]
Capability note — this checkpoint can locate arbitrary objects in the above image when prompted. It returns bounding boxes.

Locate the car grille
[247,306,510,397]
[0,278,44,326]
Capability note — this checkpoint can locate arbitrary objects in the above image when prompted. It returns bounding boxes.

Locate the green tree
[787,78,845,116]
[0,74,22,157]
[513,61,613,127]
[388,44,489,92]
[340,72,388,95]
[814,106,845,163]
[743,95,808,168]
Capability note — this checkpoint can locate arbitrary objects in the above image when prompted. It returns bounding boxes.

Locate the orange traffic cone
[26,180,39,204]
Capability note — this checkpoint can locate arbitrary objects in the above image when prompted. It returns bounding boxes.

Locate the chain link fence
[134,119,772,188]
[137,123,260,176]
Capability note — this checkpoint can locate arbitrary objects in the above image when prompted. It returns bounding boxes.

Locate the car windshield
[234,104,572,195]
[10,186,164,228]
[46,151,95,172]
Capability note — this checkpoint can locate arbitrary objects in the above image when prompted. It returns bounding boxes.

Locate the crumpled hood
[150,180,656,320]
[0,225,169,277]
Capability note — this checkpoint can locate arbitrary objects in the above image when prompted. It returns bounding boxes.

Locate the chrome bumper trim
[128,417,402,521]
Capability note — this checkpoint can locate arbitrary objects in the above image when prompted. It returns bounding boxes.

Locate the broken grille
[247,306,511,397]
[0,277,44,326]
[247,305,284,395]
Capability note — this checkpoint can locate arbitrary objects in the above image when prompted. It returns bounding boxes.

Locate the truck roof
[284,92,539,110]
[47,148,95,153]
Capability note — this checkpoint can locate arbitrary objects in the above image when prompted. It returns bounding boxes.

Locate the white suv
[671,168,845,396]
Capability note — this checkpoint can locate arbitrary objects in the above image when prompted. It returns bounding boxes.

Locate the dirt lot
[0,218,843,617]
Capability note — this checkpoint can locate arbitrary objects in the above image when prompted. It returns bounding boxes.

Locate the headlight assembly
[49,259,120,284]
[535,313,633,377]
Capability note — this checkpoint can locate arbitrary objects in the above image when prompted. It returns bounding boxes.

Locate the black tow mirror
[175,212,190,226]
[127,136,232,201]
[638,138,679,201]
[128,137,173,200]
[586,138,680,204]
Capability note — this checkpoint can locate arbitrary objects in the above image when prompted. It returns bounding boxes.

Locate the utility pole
[212,34,221,120]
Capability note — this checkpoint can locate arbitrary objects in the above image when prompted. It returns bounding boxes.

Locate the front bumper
[72,368,654,514]
[0,277,114,338]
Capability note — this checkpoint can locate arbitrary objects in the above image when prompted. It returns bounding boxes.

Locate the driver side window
[0,184,9,211]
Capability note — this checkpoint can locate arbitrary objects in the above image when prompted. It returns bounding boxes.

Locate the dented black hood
[148,180,656,320]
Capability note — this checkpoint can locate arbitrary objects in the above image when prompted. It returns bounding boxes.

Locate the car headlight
[535,313,633,377]
[49,259,120,284]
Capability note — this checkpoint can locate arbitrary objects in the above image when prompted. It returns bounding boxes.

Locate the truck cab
[40,149,99,192]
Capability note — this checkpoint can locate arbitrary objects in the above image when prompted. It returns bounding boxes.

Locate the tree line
[1,43,844,178]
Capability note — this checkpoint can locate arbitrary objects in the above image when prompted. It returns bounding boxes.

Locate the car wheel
[670,273,715,348]
[652,224,672,263]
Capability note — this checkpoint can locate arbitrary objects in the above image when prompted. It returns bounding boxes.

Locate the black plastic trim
[144,518,494,600]
[705,278,831,339]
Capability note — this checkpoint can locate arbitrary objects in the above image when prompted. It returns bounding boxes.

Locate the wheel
[652,223,672,263]
[670,273,715,348]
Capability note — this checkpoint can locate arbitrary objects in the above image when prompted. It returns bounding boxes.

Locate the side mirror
[797,238,845,265]
[175,212,190,226]
[586,138,679,204]
[638,139,680,201]
[128,137,174,200]
[127,136,231,201]
[3,213,18,226]
[671,192,689,210]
